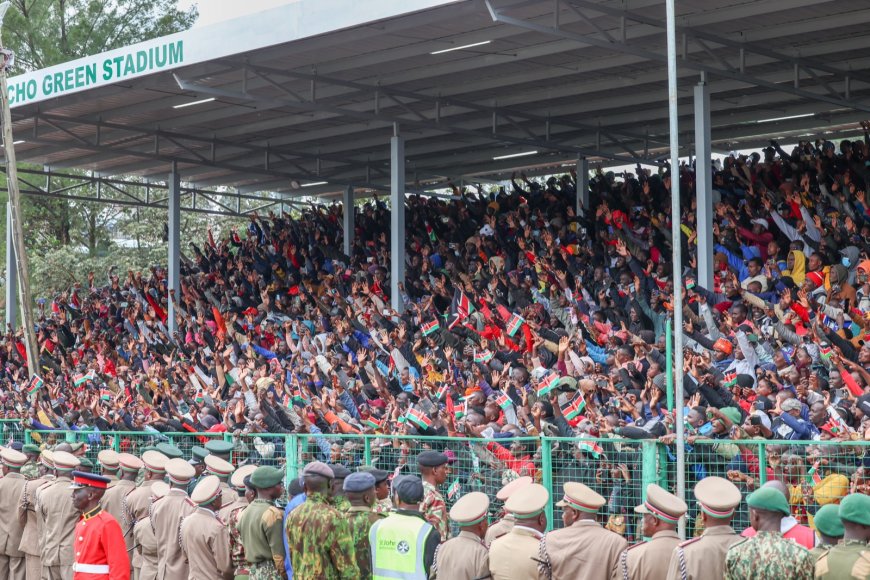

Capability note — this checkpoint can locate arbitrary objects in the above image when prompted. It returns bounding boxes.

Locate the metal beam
[391,130,406,313]
[576,156,589,214]
[168,164,180,335]
[694,81,713,291]
[5,201,16,329]
[343,185,354,257]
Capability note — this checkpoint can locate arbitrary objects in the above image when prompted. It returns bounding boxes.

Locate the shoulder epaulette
[728,538,749,550]
[678,536,703,548]
[625,542,645,552]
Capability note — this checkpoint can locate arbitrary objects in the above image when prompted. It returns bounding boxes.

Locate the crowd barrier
[13,424,868,536]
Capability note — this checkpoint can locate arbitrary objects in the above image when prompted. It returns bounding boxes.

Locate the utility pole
[0,1,39,378]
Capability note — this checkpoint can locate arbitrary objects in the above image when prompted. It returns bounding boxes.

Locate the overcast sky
[178,0,298,27]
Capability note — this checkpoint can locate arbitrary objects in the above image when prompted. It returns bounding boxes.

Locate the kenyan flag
[578,439,604,458]
[406,407,432,430]
[27,375,44,396]
[562,397,586,420]
[537,373,560,397]
[365,417,382,430]
[436,383,449,401]
[100,389,113,401]
[421,320,440,336]
[723,371,738,388]
[820,345,834,360]
[806,462,822,485]
[495,393,512,410]
[447,478,461,500]
[474,350,494,364]
[506,313,525,337]
[73,373,89,387]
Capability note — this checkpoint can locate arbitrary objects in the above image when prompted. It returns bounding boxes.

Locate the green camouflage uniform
[724,531,815,580]
[332,494,351,513]
[814,539,870,579]
[345,505,385,578]
[420,480,449,542]
[236,499,285,580]
[285,492,359,580]
[373,498,392,516]
[226,503,251,579]
[20,460,38,480]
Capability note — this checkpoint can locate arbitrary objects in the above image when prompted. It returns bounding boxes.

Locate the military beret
[249,466,284,489]
[449,492,489,526]
[496,476,532,501]
[396,476,425,504]
[118,453,143,473]
[52,450,81,472]
[839,493,870,526]
[416,450,448,468]
[0,448,28,468]
[635,484,688,523]
[506,483,549,519]
[231,464,258,490]
[301,461,334,479]
[22,444,40,455]
[97,449,120,470]
[204,455,235,478]
[156,443,183,459]
[813,504,844,538]
[204,440,234,456]
[555,482,604,514]
[693,476,741,518]
[142,450,168,473]
[747,487,790,516]
[165,458,196,485]
[357,466,389,484]
[191,475,222,505]
[77,457,94,470]
[328,464,351,479]
[343,472,376,493]
[190,446,209,463]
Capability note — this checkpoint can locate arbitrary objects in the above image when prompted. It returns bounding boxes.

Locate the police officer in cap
[490,483,549,580]
[417,451,450,542]
[69,471,130,579]
[344,472,382,577]
[616,484,687,580]
[358,466,392,515]
[433,492,490,580]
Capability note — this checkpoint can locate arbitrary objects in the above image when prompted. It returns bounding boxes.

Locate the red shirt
[73,508,130,580]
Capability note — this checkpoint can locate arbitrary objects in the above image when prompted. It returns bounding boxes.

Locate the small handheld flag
[562,396,586,420]
[365,417,382,430]
[447,478,461,500]
[421,320,440,337]
[26,375,44,396]
[537,373,560,397]
[723,371,738,388]
[406,407,432,430]
[474,350,494,364]
[73,373,89,387]
[506,313,525,337]
[495,393,512,411]
[577,439,604,459]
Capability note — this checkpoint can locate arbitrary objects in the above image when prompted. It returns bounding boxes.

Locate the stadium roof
[5,0,870,201]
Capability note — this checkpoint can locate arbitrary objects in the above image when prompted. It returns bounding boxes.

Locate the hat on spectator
[52,451,81,472]
[165,458,196,485]
[204,440,234,459]
[781,399,802,413]
[751,411,772,430]
[302,461,334,479]
[69,471,111,490]
[713,338,733,356]
[97,449,120,471]
[839,493,870,526]
[204,455,235,479]
[22,444,39,456]
[813,504,844,538]
[693,476,741,519]
[328,464,351,480]
[191,475,222,506]
[343,472,376,493]
[40,450,54,469]
[751,218,769,230]
[450,492,490,526]
[358,465,389,484]
[746,487,790,515]
[118,453,143,474]
[156,443,183,459]
[231,464,257,490]
[806,271,825,288]
[142,450,168,474]
[814,473,849,506]
[396,476,425,504]
[190,446,208,464]
[496,476,532,501]
[417,450,449,468]
[718,407,743,425]
[506,483,549,519]
[1,448,28,468]
[151,481,170,500]
[249,466,284,489]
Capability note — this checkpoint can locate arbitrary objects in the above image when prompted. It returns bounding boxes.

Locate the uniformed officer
[724,487,814,580]
[204,440,235,463]
[665,476,742,580]
[485,476,532,547]
[78,457,95,473]
[97,449,121,484]
[490,483,549,580]
[180,475,233,580]
[101,452,143,561]
[187,446,208,495]
[204,454,239,507]
[433,491,489,580]
[219,464,257,520]
[808,504,844,560]
[417,451,450,542]
[236,466,286,579]
[615,484,687,580]
[538,482,627,580]
[327,464,352,512]
[220,464,257,580]
[20,444,40,480]
[151,457,196,580]
[37,450,82,580]
[125,451,168,536]
[343,472,382,577]
[358,466,392,516]
[69,470,130,579]
[286,461,359,579]
[814,493,870,579]
[155,443,183,460]
[18,449,55,580]
[132,481,169,580]
[0,448,30,580]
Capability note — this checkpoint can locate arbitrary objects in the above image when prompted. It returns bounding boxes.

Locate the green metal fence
[12,426,869,535]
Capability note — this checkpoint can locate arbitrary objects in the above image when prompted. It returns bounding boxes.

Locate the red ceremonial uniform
[73,507,130,580]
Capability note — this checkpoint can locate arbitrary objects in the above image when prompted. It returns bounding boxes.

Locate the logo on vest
[396,540,410,555]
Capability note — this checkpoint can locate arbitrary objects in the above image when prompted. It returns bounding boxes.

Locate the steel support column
[390,131,406,313]
[5,202,16,329]
[694,81,713,291]
[168,163,180,335]
[343,185,354,257]
[576,156,589,214]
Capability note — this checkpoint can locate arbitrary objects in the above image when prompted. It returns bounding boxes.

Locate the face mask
[842,257,851,267]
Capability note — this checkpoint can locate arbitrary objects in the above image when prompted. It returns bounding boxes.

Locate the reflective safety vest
[369,512,433,580]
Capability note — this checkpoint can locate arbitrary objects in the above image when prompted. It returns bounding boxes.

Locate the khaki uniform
[814,540,870,579]
[218,482,237,510]
[539,519,628,580]
[133,517,159,580]
[217,495,246,523]
[484,515,514,547]
[101,479,137,557]
[433,530,489,580]
[180,508,233,580]
[665,526,741,580]
[0,472,28,580]
[36,475,78,580]
[151,488,194,580]
[17,475,54,580]
[614,530,680,580]
[489,526,541,580]
[125,480,157,578]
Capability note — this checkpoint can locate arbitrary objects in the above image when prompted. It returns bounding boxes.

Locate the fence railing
[13,426,869,535]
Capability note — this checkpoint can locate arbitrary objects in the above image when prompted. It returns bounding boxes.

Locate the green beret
[156,443,184,459]
[22,444,40,455]
[813,504,844,538]
[77,457,94,469]
[746,487,790,516]
[249,466,284,489]
[140,445,160,454]
[204,440,234,456]
[191,446,209,462]
[839,493,870,526]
